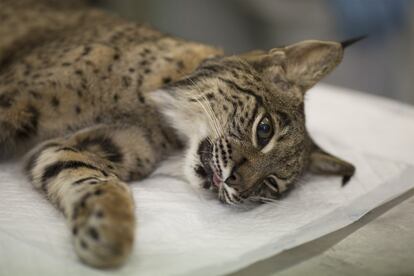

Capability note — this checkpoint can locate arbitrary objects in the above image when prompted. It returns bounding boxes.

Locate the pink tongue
[212,174,221,187]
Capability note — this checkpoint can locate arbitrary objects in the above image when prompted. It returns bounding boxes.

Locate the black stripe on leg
[56,147,80,153]
[41,161,106,192]
[75,136,123,163]
[24,142,61,179]
[72,177,100,185]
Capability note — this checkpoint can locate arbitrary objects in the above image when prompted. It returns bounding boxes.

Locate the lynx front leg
[24,124,166,267]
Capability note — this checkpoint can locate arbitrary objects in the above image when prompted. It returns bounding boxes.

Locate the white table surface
[1,84,414,276]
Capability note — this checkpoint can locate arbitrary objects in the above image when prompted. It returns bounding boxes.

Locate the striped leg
[24,124,163,267]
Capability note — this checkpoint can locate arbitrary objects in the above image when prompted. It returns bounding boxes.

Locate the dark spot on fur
[75,106,81,114]
[94,189,103,196]
[72,206,79,220]
[136,158,143,168]
[82,46,92,56]
[88,227,99,240]
[72,226,78,235]
[128,67,135,73]
[0,92,14,108]
[195,165,207,178]
[79,192,92,208]
[95,210,104,218]
[163,57,174,64]
[51,96,60,108]
[81,81,88,90]
[113,53,120,60]
[80,240,88,249]
[136,76,143,87]
[162,77,172,84]
[231,70,239,78]
[122,76,131,88]
[144,68,151,74]
[74,69,83,76]
[61,62,71,66]
[113,94,119,102]
[176,60,184,70]
[206,93,215,100]
[138,94,146,104]
[29,90,42,99]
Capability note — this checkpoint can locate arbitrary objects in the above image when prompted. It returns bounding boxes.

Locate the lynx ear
[242,37,366,91]
[308,145,356,186]
[239,49,286,71]
[284,40,343,90]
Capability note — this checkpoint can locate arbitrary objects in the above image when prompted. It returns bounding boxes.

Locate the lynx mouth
[196,138,221,190]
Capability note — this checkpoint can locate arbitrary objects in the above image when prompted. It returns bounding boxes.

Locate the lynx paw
[70,180,135,268]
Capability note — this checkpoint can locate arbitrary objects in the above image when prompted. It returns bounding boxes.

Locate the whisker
[187,79,222,139]
[190,78,224,138]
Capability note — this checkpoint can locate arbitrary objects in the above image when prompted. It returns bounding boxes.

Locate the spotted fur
[0,0,355,268]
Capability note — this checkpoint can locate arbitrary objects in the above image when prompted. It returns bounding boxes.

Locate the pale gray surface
[231,188,414,276]
[98,0,414,105]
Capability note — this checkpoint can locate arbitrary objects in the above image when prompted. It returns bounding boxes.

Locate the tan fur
[0,0,355,268]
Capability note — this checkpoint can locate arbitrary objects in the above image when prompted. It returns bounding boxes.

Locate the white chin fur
[149,88,211,188]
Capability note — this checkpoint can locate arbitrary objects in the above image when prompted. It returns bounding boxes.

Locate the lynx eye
[256,115,274,147]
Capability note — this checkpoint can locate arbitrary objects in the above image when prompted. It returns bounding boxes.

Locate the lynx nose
[224,157,247,186]
[225,171,242,186]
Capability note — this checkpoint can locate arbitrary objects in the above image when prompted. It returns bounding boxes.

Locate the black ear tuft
[341,174,352,187]
[341,35,367,49]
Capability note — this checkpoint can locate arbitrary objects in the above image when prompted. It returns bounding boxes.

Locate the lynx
[0,0,357,267]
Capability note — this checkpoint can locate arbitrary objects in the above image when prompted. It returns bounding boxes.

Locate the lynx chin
[0,0,357,268]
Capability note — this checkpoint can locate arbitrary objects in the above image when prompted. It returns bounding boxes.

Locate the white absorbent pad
[1,84,414,276]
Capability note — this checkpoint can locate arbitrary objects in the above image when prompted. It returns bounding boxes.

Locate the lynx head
[151,39,358,204]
